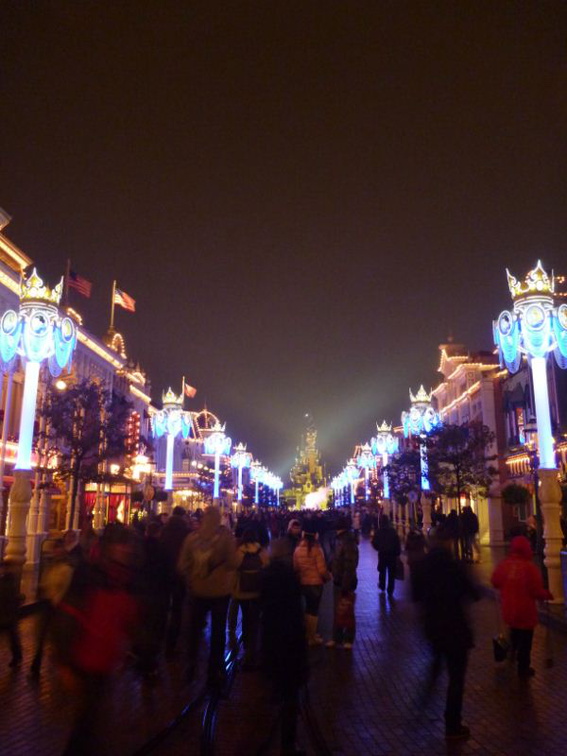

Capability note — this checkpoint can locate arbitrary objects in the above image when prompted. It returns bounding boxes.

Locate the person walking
[327,516,359,649]
[0,561,23,668]
[293,523,331,646]
[491,535,553,678]
[159,505,190,658]
[371,514,401,596]
[233,526,269,669]
[270,518,302,567]
[178,506,237,687]
[460,506,479,563]
[413,525,480,741]
[261,538,308,756]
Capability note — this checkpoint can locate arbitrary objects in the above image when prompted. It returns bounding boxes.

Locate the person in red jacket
[491,535,553,678]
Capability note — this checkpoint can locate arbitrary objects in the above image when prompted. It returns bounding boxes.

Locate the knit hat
[287,519,301,532]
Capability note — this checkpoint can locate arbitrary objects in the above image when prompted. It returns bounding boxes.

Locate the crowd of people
[0,501,554,753]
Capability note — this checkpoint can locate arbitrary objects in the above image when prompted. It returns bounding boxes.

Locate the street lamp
[231,442,252,506]
[250,459,265,505]
[0,269,77,566]
[402,386,441,530]
[203,421,232,505]
[344,458,360,517]
[152,386,193,507]
[371,421,399,515]
[494,261,567,601]
[356,442,375,501]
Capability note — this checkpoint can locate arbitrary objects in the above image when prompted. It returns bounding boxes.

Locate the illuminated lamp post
[344,458,360,518]
[273,476,283,506]
[152,386,193,512]
[494,261,567,602]
[250,460,265,506]
[231,442,252,508]
[356,442,375,502]
[371,421,399,516]
[0,269,76,567]
[203,421,232,505]
[330,476,340,507]
[401,386,441,532]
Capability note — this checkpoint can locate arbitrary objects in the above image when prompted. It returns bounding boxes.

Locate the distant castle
[288,415,326,505]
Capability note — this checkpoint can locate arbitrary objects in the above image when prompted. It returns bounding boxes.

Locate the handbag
[395,557,405,581]
[492,633,510,663]
[492,594,509,662]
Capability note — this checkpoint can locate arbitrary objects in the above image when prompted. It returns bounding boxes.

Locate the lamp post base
[4,470,32,568]
[540,468,564,604]
[421,494,432,533]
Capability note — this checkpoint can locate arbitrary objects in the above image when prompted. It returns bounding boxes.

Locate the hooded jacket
[178,507,237,598]
[491,536,552,629]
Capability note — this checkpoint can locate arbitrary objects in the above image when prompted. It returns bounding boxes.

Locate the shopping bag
[335,592,355,630]
[395,557,405,581]
[492,633,510,662]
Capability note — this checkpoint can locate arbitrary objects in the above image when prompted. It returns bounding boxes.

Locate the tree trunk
[69,459,81,530]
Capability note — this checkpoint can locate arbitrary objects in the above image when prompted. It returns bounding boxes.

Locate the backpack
[238,548,263,593]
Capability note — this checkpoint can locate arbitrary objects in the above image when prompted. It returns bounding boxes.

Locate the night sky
[2,3,567,475]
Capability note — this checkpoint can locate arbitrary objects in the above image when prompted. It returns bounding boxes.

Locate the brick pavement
[1,539,567,755]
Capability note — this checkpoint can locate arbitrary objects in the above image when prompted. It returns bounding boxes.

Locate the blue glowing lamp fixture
[371,421,399,500]
[249,459,266,504]
[152,386,194,491]
[494,261,567,470]
[0,269,77,470]
[262,470,283,505]
[401,386,441,492]
[231,442,253,503]
[356,442,376,501]
[344,458,360,506]
[203,421,232,501]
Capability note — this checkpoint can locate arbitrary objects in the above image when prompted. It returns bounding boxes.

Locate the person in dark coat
[413,525,480,741]
[327,516,359,648]
[270,518,302,568]
[405,527,427,599]
[371,514,401,596]
[159,505,190,657]
[261,538,308,756]
[459,506,479,563]
[0,561,23,668]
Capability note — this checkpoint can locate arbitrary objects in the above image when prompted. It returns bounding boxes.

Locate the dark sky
[2,2,567,475]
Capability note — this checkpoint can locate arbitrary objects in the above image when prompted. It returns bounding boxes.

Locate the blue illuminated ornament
[493,261,567,469]
[356,442,375,501]
[203,421,232,501]
[152,385,195,491]
[231,442,252,503]
[371,421,399,501]
[250,460,266,504]
[0,269,77,470]
[401,387,440,492]
[344,458,360,508]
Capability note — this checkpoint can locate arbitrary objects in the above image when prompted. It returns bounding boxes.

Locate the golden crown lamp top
[376,420,392,432]
[410,385,432,404]
[162,387,183,406]
[20,268,63,305]
[506,260,555,301]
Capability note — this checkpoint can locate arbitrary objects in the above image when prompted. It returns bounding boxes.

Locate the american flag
[114,287,136,312]
[67,269,92,298]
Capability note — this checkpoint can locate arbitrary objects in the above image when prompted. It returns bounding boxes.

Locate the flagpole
[64,259,71,307]
[110,280,116,330]
[182,375,186,398]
